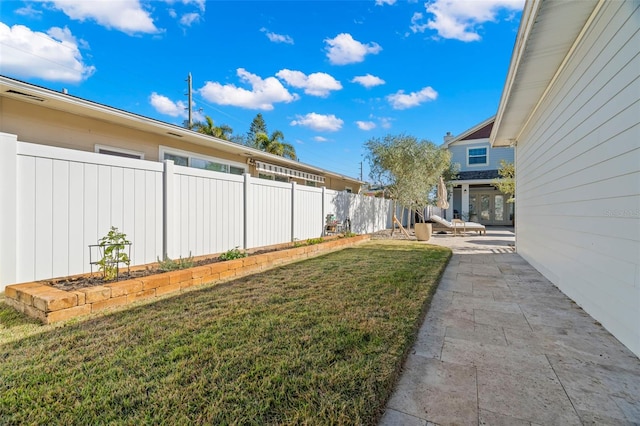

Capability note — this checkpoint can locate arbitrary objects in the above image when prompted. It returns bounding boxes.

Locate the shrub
[157,254,195,272]
[219,247,247,261]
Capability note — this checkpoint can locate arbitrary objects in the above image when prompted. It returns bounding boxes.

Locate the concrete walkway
[380,227,640,425]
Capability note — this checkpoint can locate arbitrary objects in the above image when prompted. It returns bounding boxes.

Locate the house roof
[455,170,500,181]
[443,116,495,148]
[0,75,363,186]
[490,0,600,147]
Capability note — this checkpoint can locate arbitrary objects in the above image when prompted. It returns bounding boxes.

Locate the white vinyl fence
[0,133,393,291]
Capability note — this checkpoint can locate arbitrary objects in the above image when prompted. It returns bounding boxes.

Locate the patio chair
[430,214,486,236]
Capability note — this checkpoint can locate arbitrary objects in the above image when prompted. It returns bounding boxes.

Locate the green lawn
[0,240,451,425]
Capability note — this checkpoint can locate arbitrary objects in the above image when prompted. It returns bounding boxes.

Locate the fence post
[0,133,18,291]
[243,173,251,250]
[321,186,326,237]
[162,160,175,260]
[291,181,297,242]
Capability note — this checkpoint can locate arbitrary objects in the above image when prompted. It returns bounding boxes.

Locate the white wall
[0,134,394,291]
[169,165,244,258]
[10,141,164,283]
[515,1,640,356]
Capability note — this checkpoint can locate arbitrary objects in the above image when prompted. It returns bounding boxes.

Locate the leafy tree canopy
[246,113,268,148]
[493,160,515,203]
[189,115,233,141]
[256,131,297,160]
[365,134,451,216]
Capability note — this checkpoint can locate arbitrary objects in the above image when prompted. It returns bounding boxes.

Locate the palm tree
[256,131,297,160]
[191,116,233,141]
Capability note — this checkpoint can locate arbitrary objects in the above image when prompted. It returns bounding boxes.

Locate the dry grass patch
[0,240,450,425]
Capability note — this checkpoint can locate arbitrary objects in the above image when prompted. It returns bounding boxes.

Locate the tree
[245,113,297,160]
[189,115,233,141]
[493,160,515,202]
[246,113,268,148]
[365,134,451,223]
[256,130,297,160]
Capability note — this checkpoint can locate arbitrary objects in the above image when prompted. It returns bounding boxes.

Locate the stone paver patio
[380,227,640,425]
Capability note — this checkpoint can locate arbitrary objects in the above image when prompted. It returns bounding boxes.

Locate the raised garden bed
[4,234,370,324]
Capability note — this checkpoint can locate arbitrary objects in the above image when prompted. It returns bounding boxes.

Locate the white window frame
[466,146,488,167]
[159,146,247,175]
[344,186,353,193]
[95,144,144,159]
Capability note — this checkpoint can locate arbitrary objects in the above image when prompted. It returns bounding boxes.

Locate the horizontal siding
[449,141,514,172]
[516,1,640,356]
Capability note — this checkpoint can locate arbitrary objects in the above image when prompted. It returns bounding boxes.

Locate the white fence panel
[15,142,163,283]
[171,165,244,258]
[293,185,324,240]
[247,177,292,248]
[349,193,392,234]
[325,191,393,234]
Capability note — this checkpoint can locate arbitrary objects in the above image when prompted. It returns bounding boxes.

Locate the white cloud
[375,0,396,5]
[276,69,342,97]
[410,12,428,33]
[199,68,298,111]
[0,23,94,82]
[179,12,200,26]
[313,136,328,142]
[423,0,524,41]
[356,121,376,131]
[260,28,294,44]
[175,0,205,12]
[44,0,159,34]
[15,5,43,17]
[387,86,438,109]
[324,33,382,65]
[149,92,186,117]
[351,74,385,88]
[380,117,393,129]
[290,113,343,132]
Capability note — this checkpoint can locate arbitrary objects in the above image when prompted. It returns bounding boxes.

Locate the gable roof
[0,75,363,185]
[443,116,495,148]
[490,0,600,147]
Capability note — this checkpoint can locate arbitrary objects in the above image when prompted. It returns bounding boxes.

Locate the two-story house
[443,116,514,226]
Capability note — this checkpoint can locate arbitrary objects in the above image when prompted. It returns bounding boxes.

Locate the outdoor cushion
[430,215,486,235]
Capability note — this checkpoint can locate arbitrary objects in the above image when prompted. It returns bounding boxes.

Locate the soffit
[491,0,598,147]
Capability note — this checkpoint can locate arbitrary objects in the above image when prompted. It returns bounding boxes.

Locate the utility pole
[186,73,193,128]
[359,161,363,181]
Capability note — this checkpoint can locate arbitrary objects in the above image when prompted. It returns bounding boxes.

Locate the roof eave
[0,75,363,185]
[490,0,542,147]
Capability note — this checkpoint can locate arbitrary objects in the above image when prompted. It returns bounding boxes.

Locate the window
[160,146,246,175]
[259,173,289,182]
[164,153,188,166]
[306,181,316,187]
[95,145,144,159]
[344,187,353,193]
[467,147,488,166]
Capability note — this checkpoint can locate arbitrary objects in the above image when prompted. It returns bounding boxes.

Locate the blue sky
[0,0,523,180]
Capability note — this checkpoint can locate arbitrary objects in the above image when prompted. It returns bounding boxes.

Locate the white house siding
[515,2,640,355]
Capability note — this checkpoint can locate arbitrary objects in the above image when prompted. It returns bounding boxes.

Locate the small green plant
[219,247,247,261]
[97,226,131,281]
[157,253,195,272]
[344,231,357,238]
[306,238,324,245]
